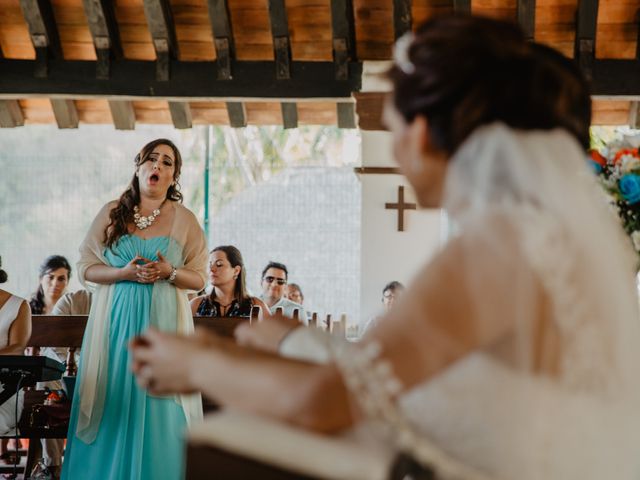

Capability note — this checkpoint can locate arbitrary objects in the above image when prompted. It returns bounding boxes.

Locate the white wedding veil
[336,123,640,480]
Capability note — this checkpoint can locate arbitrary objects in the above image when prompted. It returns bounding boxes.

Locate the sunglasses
[263,276,286,285]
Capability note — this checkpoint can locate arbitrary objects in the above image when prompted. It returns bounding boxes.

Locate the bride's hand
[131,327,204,395]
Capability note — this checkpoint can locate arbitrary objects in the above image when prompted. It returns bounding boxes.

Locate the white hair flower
[393,32,415,75]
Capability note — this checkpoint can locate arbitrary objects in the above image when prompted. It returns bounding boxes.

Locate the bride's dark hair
[388,15,592,154]
[105,138,183,248]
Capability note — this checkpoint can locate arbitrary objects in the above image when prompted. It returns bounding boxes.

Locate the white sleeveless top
[0,294,25,435]
[0,295,22,348]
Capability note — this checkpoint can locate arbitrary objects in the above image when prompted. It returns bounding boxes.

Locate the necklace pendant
[134,205,161,230]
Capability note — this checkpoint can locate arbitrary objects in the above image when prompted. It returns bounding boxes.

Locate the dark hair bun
[389,15,591,153]
[0,269,7,284]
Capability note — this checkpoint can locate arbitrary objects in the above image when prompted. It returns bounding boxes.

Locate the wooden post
[65,347,77,376]
[250,306,261,323]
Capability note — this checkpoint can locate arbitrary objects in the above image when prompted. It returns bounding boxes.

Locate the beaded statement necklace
[133,204,162,230]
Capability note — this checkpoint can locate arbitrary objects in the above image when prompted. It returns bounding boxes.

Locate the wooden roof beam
[207,0,243,127]
[267,0,295,128]
[281,102,298,129]
[575,0,599,80]
[0,49,24,128]
[143,0,179,81]
[452,0,470,14]
[517,0,536,41]
[51,99,79,129]
[226,102,246,128]
[82,0,135,129]
[0,59,363,99]
[267,0,291,80]
[206,0,235,80]
[630,102,639,129]
[108,100,136,131]
[330,0,357,81]
[82,0,123,79]
[0,101,25,128]
[19,0,78,128]
[143,0,191,129]
[393,0,412,40]
[337,102,356,129]
[19,0,62,77]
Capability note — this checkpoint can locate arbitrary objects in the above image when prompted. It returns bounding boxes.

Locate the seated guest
[285,283,304,305]
[51,289,92,316]
[258,262,307,322]
[29,255,71,315]
[359,281,405,336]
[28,256,73,479]
[0,256,31,435]
[191,246,269,318]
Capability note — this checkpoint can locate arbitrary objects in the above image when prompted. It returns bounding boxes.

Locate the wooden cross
[385,185,416,232]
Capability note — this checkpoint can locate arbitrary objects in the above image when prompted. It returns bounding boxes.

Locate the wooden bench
[186,411,436,480]
[1,313,254,475]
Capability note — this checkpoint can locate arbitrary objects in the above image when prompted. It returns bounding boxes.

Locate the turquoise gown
[62,235,187,480]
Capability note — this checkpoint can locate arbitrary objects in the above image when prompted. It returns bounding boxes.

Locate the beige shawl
[76,200,207,443]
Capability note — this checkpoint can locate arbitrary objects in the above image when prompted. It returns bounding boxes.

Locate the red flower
[590,150,607,166]
[613,148,639,165]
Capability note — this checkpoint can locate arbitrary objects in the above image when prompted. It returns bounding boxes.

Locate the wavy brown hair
[105,138,183,248]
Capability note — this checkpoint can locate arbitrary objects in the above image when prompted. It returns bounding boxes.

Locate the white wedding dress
[195,124,640,480]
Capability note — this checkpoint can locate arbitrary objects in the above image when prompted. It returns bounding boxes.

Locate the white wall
[359,131,442,324]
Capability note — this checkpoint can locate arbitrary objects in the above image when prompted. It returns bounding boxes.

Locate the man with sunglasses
[259,262,307,323]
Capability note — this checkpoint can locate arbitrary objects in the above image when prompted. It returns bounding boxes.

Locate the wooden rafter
[517,0,536,41]
[393,0,412,40]
[143,0,191,129]
[629,102,640,129]
[0,47,23,128]
[0,100,25,128]
[82,0,123,78]
[226,102,246,128]
[18,0,78,128]
[267,0,292,80]
[337,102,356,129]
[82,0,135,130]
[108,100,136,131]
[575,0,599,80]
[281,102,298,129]
[205,0,247,128]
[330,0,357,81]
[266,0,295,128]
[206,0,235,80]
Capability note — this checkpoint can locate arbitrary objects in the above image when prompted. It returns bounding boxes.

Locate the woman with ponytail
[61,139,207,480]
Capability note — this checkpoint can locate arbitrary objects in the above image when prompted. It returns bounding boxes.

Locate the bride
[131,15,640,479]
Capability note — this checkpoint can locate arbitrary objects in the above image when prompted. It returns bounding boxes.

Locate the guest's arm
[0,300,31,355]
